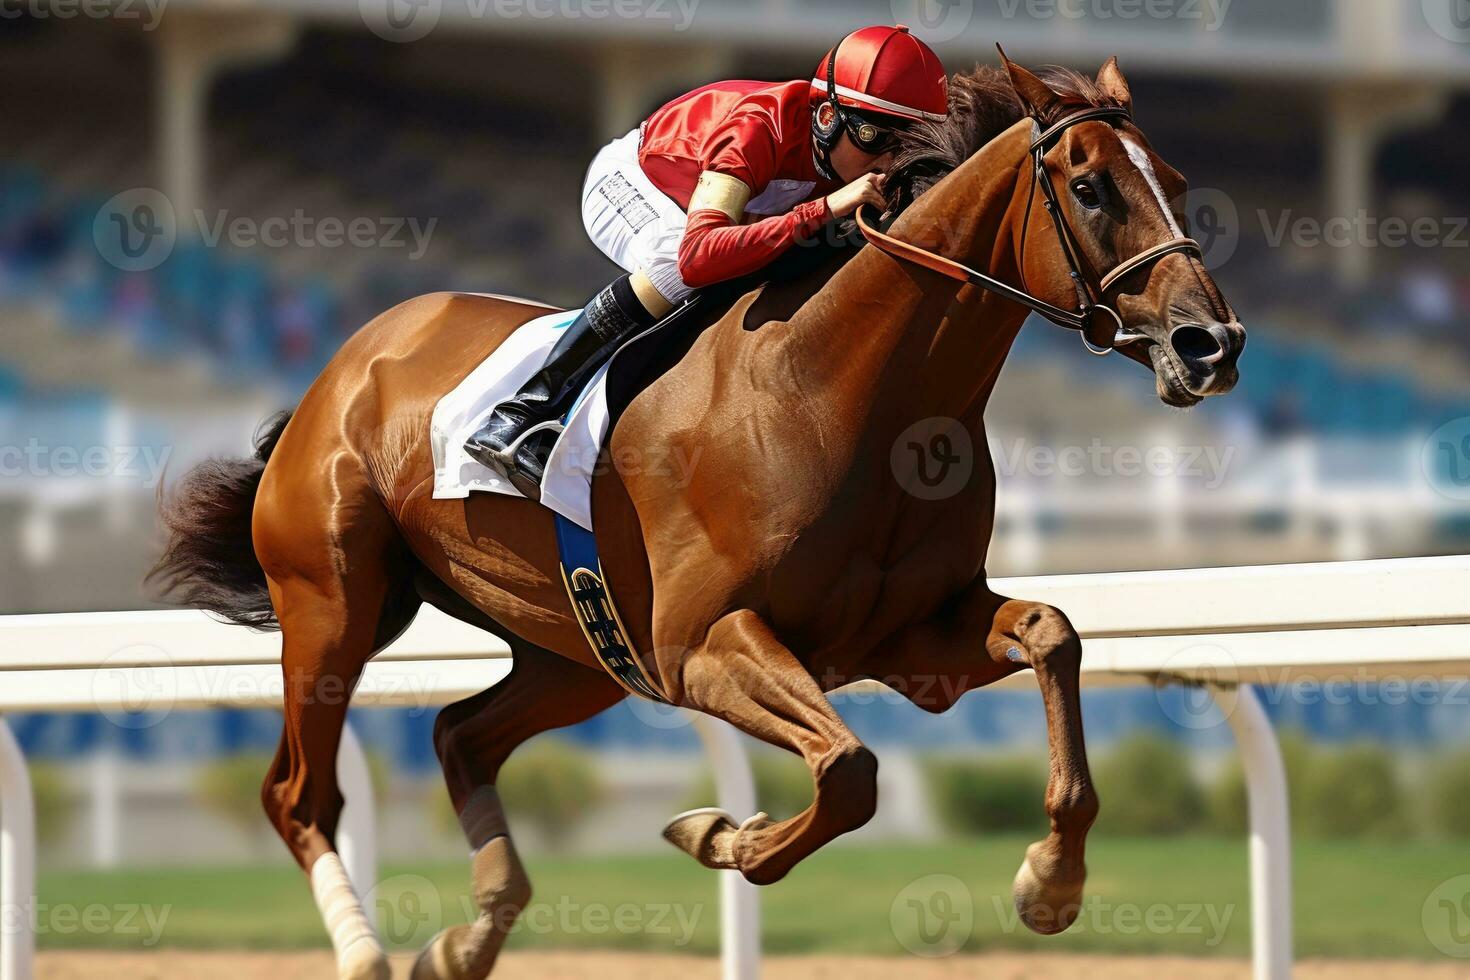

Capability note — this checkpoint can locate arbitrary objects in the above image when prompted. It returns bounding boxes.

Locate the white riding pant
[580,127,695,306]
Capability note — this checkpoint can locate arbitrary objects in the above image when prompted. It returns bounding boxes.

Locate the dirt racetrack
[34,951,1468,979]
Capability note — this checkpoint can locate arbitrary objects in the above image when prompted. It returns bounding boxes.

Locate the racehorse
[150,54,1243,980]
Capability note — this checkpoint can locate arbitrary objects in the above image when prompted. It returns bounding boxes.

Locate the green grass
[34,836,1461,959]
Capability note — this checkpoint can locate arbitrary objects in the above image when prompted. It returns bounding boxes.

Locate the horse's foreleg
[662,609,877,885]
[413,644,625,980]
[868,582,1098,935]
[991,597,1098,935]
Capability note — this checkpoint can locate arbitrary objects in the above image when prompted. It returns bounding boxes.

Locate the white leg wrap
[310,852,387,978]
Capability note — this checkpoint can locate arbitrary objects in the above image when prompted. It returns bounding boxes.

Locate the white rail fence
[3,555,1470,980]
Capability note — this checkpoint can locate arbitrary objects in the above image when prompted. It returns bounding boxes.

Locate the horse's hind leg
[661,609,878,885]
[413,641,624,980]
[257,501,413,980]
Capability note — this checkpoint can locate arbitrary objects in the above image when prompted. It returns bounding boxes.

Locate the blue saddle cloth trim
[553,512,667,703]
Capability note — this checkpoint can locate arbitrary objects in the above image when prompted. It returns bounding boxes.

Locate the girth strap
[554,512,669,703]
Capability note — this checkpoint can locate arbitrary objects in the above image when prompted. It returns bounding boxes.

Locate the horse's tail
[146,411,292,631]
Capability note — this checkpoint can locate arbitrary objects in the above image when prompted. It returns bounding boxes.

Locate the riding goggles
[843,110,903,154]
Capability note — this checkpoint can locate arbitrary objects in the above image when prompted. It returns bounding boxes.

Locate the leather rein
[855,105,1202,356]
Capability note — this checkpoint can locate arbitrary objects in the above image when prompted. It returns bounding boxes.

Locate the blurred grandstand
[5,7,1470,615]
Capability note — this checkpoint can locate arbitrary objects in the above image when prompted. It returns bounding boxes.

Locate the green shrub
[1298,743,1404,839]
[1205,730,1314,837]
[497,738,604,845]
[196,753,279,846]
[1429,751,1470,839]
[924,758,1048,837]
[31,763,72,849]
[686,751,811,822]
[196,750,388,848]
[1094,734,1204,836]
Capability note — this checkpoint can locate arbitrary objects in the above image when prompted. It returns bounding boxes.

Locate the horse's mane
[884,64,1119,212]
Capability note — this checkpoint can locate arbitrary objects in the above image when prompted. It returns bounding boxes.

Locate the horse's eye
[1072,178,1104,211]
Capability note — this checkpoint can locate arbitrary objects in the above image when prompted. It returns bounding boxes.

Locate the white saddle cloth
[430,306,614,531]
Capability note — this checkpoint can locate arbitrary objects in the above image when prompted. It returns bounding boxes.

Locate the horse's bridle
[855,105,1203,356]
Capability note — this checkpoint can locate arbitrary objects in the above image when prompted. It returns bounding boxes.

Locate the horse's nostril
[1170,324,1224,365]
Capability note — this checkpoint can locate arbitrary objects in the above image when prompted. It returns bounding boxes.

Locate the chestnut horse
[152,56,1243,979]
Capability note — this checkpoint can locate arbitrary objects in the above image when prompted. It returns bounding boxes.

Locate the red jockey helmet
[812,25,949,125]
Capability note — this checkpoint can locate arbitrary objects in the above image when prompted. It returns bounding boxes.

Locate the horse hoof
[661,807,741,869]
[1011,844,1085,936]
[411,926,469,980]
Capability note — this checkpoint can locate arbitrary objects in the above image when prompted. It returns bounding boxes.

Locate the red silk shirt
[638,79,838,288]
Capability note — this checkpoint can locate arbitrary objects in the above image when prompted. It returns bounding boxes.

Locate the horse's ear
[1096,56,1133,112]
[997,44,1065,122]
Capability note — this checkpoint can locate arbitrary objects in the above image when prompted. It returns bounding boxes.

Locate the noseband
[856,105,1202,356]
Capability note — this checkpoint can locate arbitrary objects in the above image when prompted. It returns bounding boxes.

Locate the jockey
[466,24,949,495]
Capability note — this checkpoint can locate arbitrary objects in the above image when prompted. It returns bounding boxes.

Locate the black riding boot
[465,275,656,499]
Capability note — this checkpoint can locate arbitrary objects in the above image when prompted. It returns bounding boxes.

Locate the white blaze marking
[1122,135,1186,239]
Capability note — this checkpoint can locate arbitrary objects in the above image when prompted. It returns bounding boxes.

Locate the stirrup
[481,418,566,501]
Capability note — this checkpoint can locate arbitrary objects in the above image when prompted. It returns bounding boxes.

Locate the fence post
[1211,683,1293,980]
[336,722,378,913]
[0,718,36,980]
[689,713,761,980]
